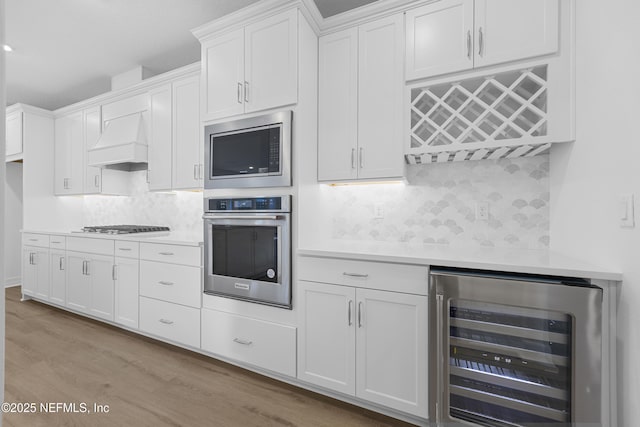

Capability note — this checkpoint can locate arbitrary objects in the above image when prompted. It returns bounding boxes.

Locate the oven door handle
[203,214,285,221]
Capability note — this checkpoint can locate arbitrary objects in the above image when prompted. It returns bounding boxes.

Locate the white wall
[4,162,22,286]
[549,0,640,425]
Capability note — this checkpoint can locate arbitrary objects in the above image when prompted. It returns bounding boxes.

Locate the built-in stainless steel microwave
[204,111,292,189]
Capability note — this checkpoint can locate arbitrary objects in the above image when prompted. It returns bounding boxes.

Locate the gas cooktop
[81,225,170,235]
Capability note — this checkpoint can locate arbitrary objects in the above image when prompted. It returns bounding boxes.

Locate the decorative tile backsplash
[326,155,550,249]
[82,171,203,235]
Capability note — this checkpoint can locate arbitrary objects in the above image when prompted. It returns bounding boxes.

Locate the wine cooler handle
[436,293,444,425]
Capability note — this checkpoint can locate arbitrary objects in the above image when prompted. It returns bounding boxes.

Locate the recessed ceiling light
[3,44,13,52]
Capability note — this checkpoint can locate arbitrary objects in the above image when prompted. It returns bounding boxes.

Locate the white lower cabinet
[201,309,297,377]
[66,251,115,321]
[114,256,140,329]
[139,297,200,348]
[49,249,67,306]
[22,246,49,299]
[298,280,428,418]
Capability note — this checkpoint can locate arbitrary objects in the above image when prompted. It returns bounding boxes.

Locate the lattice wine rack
[406,66,551,164]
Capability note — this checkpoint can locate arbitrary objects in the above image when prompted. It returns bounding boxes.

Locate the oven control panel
[206,196,290,213]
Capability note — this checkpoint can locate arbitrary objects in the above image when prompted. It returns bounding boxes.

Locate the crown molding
[6,103,54,118]
[53,62,200,117]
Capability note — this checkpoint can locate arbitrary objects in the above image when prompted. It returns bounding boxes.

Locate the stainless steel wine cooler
[430,268,603,426]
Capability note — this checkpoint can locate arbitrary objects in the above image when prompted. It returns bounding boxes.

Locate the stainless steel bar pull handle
[478,27,484,57]
[233,338,253,346]
[351,148,356,169]
[194,164,198,180]
[85,261,90,276]
[244,81,249,102]
[158,281,174,286]
[358,302,363,328]
[159,319,174,325]
[348,300,354,326]
[237,82,243,104]
[359,147,364,169]
[82,261,86,275]
[94,175,100,188]
[343,272,369,279]
[59,257,65,271]
[118,248,132,252]
[28,238,38,242]
[467,30,472,59]
[436,293,444,425]
[158,252,174,256]
[199,164,204,181]
[112,265,117,280]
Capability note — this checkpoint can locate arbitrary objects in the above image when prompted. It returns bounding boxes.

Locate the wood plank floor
[4,287,414,427]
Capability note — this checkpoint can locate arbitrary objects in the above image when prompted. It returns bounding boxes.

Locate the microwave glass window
[211,127,281,178]
[211,225,278,283]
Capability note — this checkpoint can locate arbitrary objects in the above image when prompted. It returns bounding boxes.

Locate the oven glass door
[204,215,291,308]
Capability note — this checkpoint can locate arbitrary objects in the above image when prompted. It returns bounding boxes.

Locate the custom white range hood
[87,112,148,169]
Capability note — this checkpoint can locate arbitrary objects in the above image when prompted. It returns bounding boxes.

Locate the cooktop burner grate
[81,225,171,234]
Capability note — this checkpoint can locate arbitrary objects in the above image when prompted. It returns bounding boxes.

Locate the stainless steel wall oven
[430,268,603,427]
[203,196,291,309]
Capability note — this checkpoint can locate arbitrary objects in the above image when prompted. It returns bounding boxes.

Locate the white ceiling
[5,0,378,111]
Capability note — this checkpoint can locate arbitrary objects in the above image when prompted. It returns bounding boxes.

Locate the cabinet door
[87,254,115,321]
[50,250,66,306]
[172,76,201,190]
[54,112,84,195]
[22,247,37,297]
[114,257,139,329]
[474,0,559,68]
[6,111,23,158]
[297,281,356,395]
[317,28,359,181]
[244,8,298,114]
[356,289,428,417]
[358,14,405,180]
[202,28,245,121]
[406,0,474,80]
[34,248,50,300]
[148,84,173,191]
[84,106,102,194]
[66,252,90,313]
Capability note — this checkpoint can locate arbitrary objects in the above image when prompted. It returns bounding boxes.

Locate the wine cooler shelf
[448,300,572,425]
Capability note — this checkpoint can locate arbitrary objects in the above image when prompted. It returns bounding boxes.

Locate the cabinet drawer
[140,261,201,308]
[67,237,114,256]
[49,236,66,249]
[140,243,201,266]
[139,297,200,348]
[298,256,428,295]
[22,233,50,248]
[115,240,139,258]
[201,309,296,377]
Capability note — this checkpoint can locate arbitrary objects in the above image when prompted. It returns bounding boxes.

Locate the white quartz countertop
[298,241,622,282]
[23,230,203,247]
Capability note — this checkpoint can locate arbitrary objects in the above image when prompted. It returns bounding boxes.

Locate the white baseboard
[5,278,21,288]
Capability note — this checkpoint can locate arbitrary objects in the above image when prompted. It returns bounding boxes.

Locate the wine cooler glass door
[431,269,602,427]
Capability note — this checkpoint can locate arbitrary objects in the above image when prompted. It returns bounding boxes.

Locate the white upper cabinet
[172,75,202,190]
[406,0,559,80]
[318,28,359,181]
[54,111,85,195]
[149,84,173,191]
[148,75,201,191]
[473,0,559,68]
[6,111,23,161]
[202,29,245,122]
[357,14,405,180]
[83,106,103,194]
[200,8,298,121]
[318,13,404,182]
